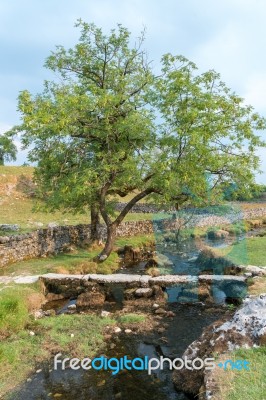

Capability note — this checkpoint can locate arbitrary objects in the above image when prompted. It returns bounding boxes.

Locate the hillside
[0,166,151,233]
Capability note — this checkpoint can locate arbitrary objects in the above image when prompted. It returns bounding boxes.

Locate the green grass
[0,287,30,336]
[115,233,155,248]
[0,248,121,276]
[218,236,266,266]
[0,313,115,397]
[118,313,146,324]
[0,166,153,233]
[0,233,156,277]
[215,347,266,400]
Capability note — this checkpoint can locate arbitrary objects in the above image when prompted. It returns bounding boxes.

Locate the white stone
[47,222,58,228]
[67,304,77,310]
[135,288,153,297]
[101,310,110,317]
[216,294,266,339]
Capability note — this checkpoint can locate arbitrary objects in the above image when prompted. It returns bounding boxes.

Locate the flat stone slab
[40,273,85,280]
[87,273,142,284]
[13,275,40,284]
[0,275,40,284]
[198,275,247,283]
[149,275,198,285]
[39,273,247,286]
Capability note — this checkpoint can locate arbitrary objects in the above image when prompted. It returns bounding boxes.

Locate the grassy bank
[0,234,155,277]
[213,347,266,400]
[0,248,120,276]
[0,283,116,395]
[217,236,266,266]
[0,283,149,397]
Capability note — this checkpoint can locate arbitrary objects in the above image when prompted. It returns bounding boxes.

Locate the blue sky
[1,0,266,182]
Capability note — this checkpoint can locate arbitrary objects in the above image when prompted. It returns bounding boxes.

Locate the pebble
[29,331,35,336]
[155,308,166,315]
[67,304,77,310]
[70,333,74,338]
[36,369,42,374]
[97,379,106,387]
[114,327,122,333]
[125,329,132,334]
[166,311,175,317]
[101,310,111,317]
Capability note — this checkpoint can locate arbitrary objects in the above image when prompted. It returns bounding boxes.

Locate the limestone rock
[135,288,153,298]
[244,265,266,276]
[172,294,266,397]
[76,291,105,308]
[207,229,229,239]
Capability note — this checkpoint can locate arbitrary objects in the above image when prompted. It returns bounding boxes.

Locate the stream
[7,235,237,400]
[8,303,227,400]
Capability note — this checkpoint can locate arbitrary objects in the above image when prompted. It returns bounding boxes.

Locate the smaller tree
[0,134,17,165]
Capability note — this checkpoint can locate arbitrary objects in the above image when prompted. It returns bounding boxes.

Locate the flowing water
[8,303,227,400]
[7,236,233,400]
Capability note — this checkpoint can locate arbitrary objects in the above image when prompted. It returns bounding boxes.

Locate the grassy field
[0,165,155,232]
[213,347,266,400]
[217,236,266,266]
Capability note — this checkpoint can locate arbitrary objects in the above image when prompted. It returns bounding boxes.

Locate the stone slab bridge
[39,273,247,306]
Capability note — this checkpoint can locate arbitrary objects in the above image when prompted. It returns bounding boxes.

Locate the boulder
[244,265,266,276]
[197,246,240,275]
[135,288,153,298]
[0,224,19,231]
[76,290,105,308]
[0,236,10,243]
[124,245,142,263]
[172,294,266,397]
[207,229,229,239]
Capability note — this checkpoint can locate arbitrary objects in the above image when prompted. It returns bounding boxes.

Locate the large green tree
[0,134,17,165]
[7,21,266,260]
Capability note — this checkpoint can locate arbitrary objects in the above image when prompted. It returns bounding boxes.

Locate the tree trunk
[90,205,100,244]
[96,224,117,262]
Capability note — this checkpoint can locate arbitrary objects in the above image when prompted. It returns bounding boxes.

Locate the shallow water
[5,236,237,399]
[8,304,226,400]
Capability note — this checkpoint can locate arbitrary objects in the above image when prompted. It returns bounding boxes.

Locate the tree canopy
[0,134,17,166]
[7,20,266,260]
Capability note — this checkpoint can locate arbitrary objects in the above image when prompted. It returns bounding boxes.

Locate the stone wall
[0,221,154,268]
[1,204,266,268]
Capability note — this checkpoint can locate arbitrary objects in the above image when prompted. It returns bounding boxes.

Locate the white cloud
[243,74,266,113]
[0,0,266,178]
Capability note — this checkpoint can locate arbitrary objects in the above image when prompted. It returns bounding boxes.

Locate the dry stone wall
[0,221,154,268]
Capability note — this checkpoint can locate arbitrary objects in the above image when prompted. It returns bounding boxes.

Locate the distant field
[0,166,151,231]
[1,166,265,233]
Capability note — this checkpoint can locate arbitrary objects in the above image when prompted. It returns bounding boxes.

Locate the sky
[1,0,266,182]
